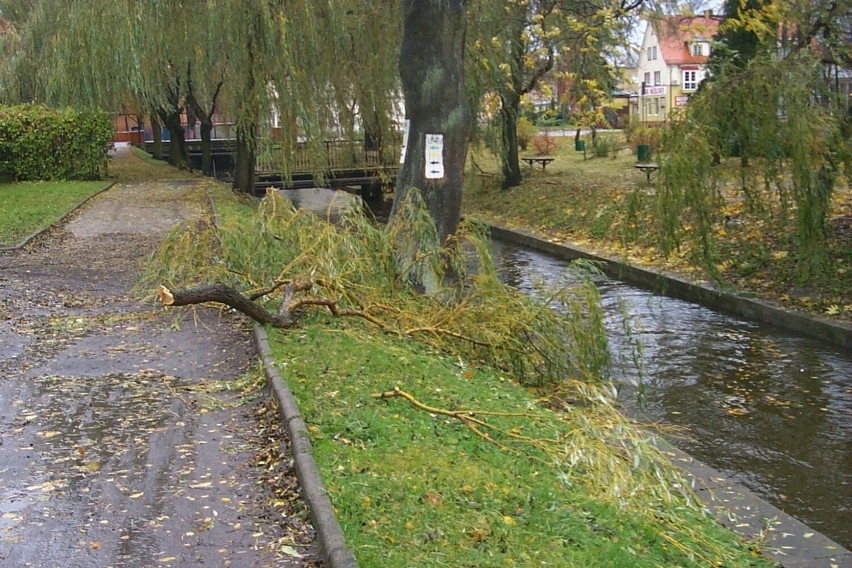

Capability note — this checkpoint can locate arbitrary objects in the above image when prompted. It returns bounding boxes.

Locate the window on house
[643,72,650,88]
[654,71,661,85]
[691,43,703,56]
[647,46,657,61]
[683,70,698,91]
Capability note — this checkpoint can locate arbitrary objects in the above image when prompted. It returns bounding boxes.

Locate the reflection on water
[492,240,852,548]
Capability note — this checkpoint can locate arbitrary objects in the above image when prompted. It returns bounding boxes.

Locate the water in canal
[281,188,851,548]
[492,240,852,549]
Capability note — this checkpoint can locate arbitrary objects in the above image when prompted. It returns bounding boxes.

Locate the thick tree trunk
[151,117,164,160]
[160,110,188,169]
[186,81,223,177]
[500,96,522,190]
[199,119,214,176]
[233,127,256,194]
[391,0,472,246]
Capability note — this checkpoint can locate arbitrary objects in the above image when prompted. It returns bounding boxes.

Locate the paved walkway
[0,161,322,566]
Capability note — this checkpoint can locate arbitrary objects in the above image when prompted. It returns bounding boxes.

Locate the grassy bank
[141,183,771,567]
[462,132,851,320]
[267,321,768,567]
[0,180,109,245]
[114,146,199,183]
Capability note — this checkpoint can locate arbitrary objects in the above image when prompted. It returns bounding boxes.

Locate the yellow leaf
[502,515,516,526]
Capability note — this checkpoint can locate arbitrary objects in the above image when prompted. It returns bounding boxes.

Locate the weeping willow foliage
[141,189,611,389]
[658,50,850,279]
[0,1,401,175]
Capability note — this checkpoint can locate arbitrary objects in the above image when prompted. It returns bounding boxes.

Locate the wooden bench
[634,162,659,182]
[521,156,555,171]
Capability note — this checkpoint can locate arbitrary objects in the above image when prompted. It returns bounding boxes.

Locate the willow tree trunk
[199,118,214,176]
[233,128,256,194]
[159,110,188,169]
[391,0,472,246]
[500,94,522,189]
[151,117,164,160]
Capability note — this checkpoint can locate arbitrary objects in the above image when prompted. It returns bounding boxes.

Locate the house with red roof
[632,12,723,124]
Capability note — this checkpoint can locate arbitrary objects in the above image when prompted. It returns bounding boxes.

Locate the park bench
[521,156,555,171]
[634,162,659,182]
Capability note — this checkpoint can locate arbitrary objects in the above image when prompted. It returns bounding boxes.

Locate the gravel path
[0,159,322,567]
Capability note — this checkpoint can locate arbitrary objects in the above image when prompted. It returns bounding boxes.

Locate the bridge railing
[143,137,401,175]
[258,139,400,174]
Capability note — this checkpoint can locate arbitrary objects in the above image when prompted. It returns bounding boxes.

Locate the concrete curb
[207,187,358,567]
[488,224,852,350]
[664,443,851,568]
[0,181,117,253]
[252,325,359,568]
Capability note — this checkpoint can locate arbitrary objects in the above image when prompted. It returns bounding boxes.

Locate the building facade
[632,13,723,124]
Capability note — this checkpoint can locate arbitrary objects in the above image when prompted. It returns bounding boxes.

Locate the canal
[492,240,851,549]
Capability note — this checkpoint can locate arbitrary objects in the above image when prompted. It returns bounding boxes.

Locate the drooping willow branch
[373,386,560,457]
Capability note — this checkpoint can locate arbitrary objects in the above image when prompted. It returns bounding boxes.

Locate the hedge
[0,104,114,181]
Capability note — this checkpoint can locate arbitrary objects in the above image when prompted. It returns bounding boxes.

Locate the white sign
[675,95,690,106]
[399,119,410,164]
[424,134,444,179]
[645,85,667,95]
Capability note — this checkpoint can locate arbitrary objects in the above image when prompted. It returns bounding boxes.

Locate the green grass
[0,180,109,246]
[109,147,199,183]
[268,321,770,567]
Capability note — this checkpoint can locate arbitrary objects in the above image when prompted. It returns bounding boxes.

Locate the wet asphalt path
[0,169,321,567]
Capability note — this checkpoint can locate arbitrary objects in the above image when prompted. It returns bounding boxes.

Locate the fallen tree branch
[158,283,296,327]
[157,280,502,354]
[373,387,558,457]
[158,281,396,330]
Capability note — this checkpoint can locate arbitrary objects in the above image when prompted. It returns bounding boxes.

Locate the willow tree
[0,1,197,168]
[657,0,852,279]
[467,0,641,189]
[2,0,479,242]
[391,0,472,246]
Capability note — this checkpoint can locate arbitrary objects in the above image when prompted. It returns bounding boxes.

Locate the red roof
[654,16,723,65]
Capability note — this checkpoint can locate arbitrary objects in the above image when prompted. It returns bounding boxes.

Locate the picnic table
[521,156,555,171]
[634,162,659,182]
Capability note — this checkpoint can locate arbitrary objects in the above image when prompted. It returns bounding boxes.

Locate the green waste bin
[637,144,650,162]
[575,139,585,152]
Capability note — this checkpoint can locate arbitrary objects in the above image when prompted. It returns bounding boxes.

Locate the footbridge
[143,139,399,198]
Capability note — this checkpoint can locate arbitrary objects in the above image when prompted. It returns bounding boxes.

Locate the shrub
[0,104,114,181]
[625,118,663,157]
[531,131,560,155]
[516,116,536,151]
[591,135,612,158]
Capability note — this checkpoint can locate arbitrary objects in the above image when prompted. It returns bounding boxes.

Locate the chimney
[704,9,713,18]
